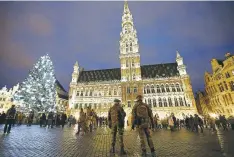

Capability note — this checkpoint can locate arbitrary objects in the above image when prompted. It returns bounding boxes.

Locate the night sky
[0,1,234,92]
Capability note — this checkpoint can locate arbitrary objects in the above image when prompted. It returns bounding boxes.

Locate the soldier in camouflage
[132,95,156,157]
[108,99,127,155]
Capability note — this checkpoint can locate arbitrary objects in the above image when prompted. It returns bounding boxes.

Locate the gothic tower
[120,1,142,108]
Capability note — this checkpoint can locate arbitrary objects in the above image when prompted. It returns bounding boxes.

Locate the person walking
[4,105,16,134]
[108,99,127,155]
[132,95,156,157]
[61,113,67,129]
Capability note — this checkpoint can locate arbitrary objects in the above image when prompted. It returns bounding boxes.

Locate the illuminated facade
[197,53,234,117]
[68,1,197,119]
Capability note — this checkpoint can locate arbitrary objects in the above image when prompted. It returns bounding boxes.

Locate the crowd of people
[1,104,234,135]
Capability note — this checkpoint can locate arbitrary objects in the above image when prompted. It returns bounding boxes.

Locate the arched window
[161,85,165,93]
[124,27,127,33]
[89,91,92,96]
[181,85,184,92]
[126,43,129,52]
[133,74,136,80]
[166,84,170,92]
[157,85,161,93]
[126,60,129,67]
[148,98,152,108]
[79,104,82,109]
[171,84,176,92]
[94,103,97,109]
[85,91,88,96]
[168,97,172,107]
[179,97,184,106]
[151,85,155,93]
[84,103,87,109]
[147,86,150,94]
[184,97,187,106]
[174,98,179,106]
[109,90,112,96]
[144,86,146,94]
[176,84,181,92]
[158,98,162,107]
[76,91,80,96]
[80,91,83,96]
[133,87,137,93]
[163,98,167,107]
[153,98,157,107]
[114,89,117,95]
[130,43,133,51]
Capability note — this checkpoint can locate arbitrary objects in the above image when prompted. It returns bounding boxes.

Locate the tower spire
[124,0,130,14]
[119,1,141,82]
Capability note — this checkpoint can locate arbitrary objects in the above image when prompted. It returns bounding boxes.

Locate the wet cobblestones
[0,125,233,157]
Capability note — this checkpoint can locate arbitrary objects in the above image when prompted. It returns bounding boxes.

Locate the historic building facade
[0,84,19,113]
[55,80,69,112]
[196,53,234,117]
[68,2,197,119]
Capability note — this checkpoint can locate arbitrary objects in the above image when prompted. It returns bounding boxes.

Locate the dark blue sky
[0,1,234,92]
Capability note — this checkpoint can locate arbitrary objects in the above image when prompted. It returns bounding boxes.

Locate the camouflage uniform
[108,99,126,155]
[132,95,156,157]
[77,109,87,134]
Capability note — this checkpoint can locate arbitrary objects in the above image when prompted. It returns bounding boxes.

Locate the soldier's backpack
[136,103,149,118]
[7,108,16,119]
[110,105,119,124]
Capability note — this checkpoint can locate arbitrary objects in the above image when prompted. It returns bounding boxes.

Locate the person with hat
[3,105,16,134]
[108,99,127,155]
[132,95,156,157]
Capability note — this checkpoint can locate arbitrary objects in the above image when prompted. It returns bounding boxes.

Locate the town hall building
[68,1,197,120]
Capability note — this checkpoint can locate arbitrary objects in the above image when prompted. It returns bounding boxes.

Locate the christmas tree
[14,55,56,111]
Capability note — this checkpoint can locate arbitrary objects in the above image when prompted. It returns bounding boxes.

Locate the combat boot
[151,148,156,157]
[141,149,147,157]
[120,146,127,155]
[110,145,115,154]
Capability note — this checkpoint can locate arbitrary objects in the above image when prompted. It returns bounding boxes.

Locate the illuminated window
[153,98,157,107]
[151,85,155,93]
[179,97,184,106]
[130,43,133,51]
[133,74,136,80]
[166,84,170,92]
[163,98,167,107]
[132,59,134,66]
[128,101,131,107]
[174,98,179,107]
[176,84,181,92]
[126,60,129,67]
[156,85,161,93]
[76,91,80,96]
[126,43,129,52]
[171,84,176,92]
[147,86,150,93]
[127,87,131,93]
[161,85,165,93]
[168,97,172,107]
[158,98,162,107]
[148,98,152,108]
[114,89,117,95]
[133,87,137,93]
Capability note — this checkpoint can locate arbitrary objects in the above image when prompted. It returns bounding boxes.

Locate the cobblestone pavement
[0,125,234,157]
